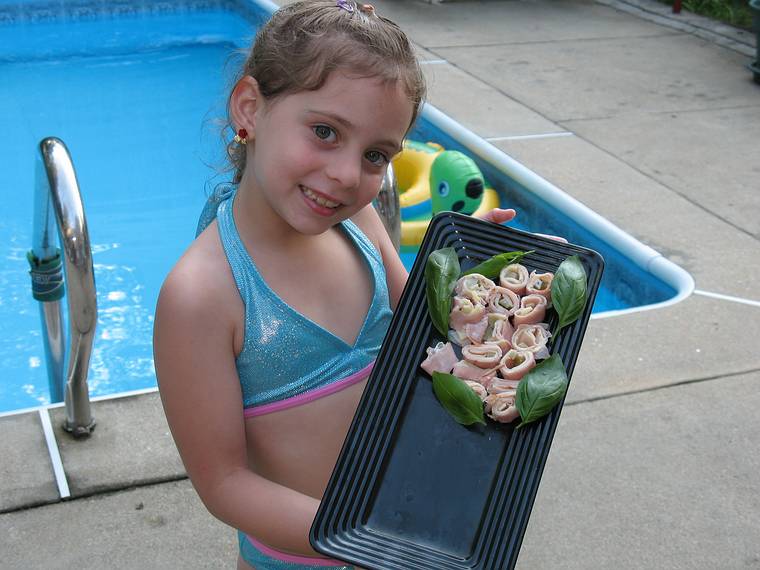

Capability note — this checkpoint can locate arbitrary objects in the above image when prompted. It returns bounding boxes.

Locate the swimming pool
[0,0,692,414]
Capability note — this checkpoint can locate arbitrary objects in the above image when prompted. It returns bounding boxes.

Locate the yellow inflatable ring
[400,187,501,247]
[394,141,443,211]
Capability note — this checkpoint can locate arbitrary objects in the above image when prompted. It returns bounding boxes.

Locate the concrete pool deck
[2,0,759,567]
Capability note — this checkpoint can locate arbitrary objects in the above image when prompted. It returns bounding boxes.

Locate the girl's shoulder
[348,205,387,255]
[157,221,242,332]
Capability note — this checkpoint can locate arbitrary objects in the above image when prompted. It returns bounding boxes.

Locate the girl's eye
[365,150,388,167]
[313,125,336,141]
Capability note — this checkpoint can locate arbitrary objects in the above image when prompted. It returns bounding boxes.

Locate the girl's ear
[229,76,262,136]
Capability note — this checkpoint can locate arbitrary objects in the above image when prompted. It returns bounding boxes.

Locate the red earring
[234,128,248,145]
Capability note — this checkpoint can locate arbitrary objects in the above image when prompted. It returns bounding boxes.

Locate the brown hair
[225,0,426,183]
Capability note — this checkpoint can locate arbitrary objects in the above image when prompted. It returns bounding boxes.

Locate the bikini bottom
[238,531,354,570]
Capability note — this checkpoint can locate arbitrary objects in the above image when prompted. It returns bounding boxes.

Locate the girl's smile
[300,184,342,215]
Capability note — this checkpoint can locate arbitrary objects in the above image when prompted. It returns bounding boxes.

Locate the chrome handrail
[372,163,401,251]
[31,137,97,437]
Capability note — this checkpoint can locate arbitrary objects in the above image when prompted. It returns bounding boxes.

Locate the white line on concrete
[694,289,760,308]
[0,386,161,419]
[0,400,62,419]
[38,408,70,499]
[419,59,448,65]
[486,132,575,141]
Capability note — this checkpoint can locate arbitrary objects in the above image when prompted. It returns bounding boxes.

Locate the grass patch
[662,0,754,30]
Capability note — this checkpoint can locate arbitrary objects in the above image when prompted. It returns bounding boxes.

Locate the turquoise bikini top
[199,187,393,411]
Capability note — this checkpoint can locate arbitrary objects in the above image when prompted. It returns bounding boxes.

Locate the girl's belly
[243,379,367,499]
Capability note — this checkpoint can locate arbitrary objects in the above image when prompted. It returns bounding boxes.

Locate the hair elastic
[234,128,248,145]
[336,0,354,13]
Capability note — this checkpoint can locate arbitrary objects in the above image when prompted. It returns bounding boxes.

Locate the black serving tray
[311,212,604,570]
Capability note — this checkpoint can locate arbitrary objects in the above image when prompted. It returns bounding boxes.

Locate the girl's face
[244,72,415,235]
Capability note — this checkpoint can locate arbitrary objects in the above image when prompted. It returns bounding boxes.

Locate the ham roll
[512,294,548,326]
[499,349,536,380]
[449,296,486,330]
[452,360,496,385]
[482,313,514,353]
[455,273,495,306]
[485,391,520,424]
[487,286,520,317]
[420,342,459,376]
[462,343,503,369]
[498,264,529,295]
[488,376,521,394]
[512,324,552,360]
[526,270,554,303]
[464,313,489,345]
[464,380,489,402]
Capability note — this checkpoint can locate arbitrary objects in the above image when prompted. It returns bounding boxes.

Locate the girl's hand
[476,208,568,243]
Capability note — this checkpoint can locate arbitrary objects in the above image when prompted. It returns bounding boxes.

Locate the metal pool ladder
[28,137,96,438]
[372,163,401,251]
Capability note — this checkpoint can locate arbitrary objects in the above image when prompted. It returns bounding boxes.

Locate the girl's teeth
[303,187,339,208]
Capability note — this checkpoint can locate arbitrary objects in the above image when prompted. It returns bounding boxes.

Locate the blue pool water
[0,1,675,413]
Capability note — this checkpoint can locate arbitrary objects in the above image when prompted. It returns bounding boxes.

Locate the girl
[153,1,515,568]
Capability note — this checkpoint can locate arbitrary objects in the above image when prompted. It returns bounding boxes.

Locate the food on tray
[526,270,554,301]
[464,380,489,401]
[499,263,529,295]
[420,341,459,375]
[423,249,589,428]
[462,343,503,369]
[424,247,460,337]
[431,371,486,426]
[482,313,513,352]
[512,323,551,359]
[551,255,588,337]
[498,349,536,381]
[484,391,520,424]
[512,294,547,325]
[488,286,520,316]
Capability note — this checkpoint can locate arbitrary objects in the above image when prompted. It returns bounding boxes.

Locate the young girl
[153,2,515,568]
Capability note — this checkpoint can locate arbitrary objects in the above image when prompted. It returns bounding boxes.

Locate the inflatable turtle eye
[466,179,484,200]
[437,181,450,198]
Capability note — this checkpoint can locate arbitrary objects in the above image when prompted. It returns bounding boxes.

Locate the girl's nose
[326,154,362,190]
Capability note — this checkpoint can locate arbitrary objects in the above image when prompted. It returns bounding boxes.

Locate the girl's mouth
[300,185,341,212]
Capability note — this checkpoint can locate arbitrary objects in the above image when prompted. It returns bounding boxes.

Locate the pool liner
[310,212,604,570]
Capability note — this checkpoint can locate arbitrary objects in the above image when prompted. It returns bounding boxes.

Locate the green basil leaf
[432,372,486,426]
[515,354,568,428]
[551,255,588,337]
[425,248,461,337]
[460,250,534,279]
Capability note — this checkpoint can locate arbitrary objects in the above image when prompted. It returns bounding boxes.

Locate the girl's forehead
[290,73,414,142]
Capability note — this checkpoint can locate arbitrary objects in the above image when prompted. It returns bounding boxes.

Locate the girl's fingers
[475,210,568,243]
[534,232,568,243]
[477,208,517,225]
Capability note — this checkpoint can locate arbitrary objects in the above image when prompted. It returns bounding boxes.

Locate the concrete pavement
[2,0,758,568]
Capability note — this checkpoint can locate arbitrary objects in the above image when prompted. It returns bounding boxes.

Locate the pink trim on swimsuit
[243,362,374,418]
[245,534,349,566]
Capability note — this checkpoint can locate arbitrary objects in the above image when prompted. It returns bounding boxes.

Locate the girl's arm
[351,205,409,310]
[153,261,326,558]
